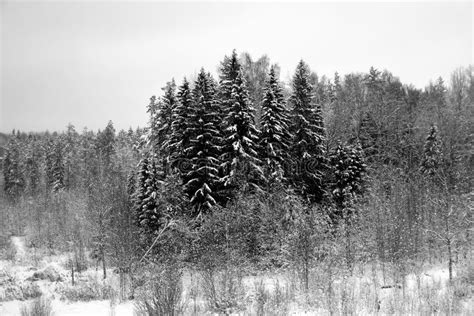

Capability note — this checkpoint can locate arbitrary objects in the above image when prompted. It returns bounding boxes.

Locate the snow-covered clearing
[10,236,26,262]
[0,299,134,316]
[0,238,472,316]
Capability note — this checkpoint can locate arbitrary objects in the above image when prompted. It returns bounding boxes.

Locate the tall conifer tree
[168,78,193,172]
[221,69,263,189]
[184,69,223,213]
[259,66,291,182]
[420,125,442,177]
[289,60,327,201]
[330,142,366,218]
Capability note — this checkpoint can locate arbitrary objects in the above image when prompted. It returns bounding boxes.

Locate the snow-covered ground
[0,299,134,316]
[0,236,472,315]
[10,237,26,262]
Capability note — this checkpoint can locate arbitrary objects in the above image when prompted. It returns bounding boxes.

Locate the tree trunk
[101,247,107,279]
[303,260,309,292]
[444,202,453,283]
[71,259,75,286]
[447,238,453,282]
[119,269,125,301]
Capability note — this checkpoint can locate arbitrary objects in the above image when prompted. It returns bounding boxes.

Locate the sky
[1,1,472,133]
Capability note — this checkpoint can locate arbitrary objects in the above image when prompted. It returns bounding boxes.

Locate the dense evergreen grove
[1,52,472,299]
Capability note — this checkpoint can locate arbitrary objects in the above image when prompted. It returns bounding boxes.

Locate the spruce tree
[134,156,150,228]
[45,138,55,190]
[330,142,366,219]
[51,139,65,193]
[150,80,177,176]
[218,50,241,109]
[221,69,263,189]
[127,171,136,208]
[168,78,193,172]
[365,67,383,109]
[218,50,240,149]
[420,125,442,177]
[184,69,223,214]
[25,137,40,195]
[157,80,177,149]
[139,157,164,236]
[289,60,327,201]
[97,121,116,171]
[334,72,342,97]
[146,95,158,133]
[3,139,25,201]
[80,129,99,191]
[259,66,291,182]
[64,124,79,190]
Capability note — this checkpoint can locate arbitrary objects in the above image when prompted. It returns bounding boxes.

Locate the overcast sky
[1,1,472,133]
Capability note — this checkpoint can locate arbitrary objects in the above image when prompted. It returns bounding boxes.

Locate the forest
[0,51,473,315]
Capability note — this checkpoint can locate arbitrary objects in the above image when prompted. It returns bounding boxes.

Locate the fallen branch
[137,219,175,265]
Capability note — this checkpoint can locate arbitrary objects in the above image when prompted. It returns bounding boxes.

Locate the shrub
[5,241,17,261]
[20,297,53,316]
[135,265,185,316]
[58,275,114,302]
[0,234,10,259]
[29,265,63,282]
[0,277,42,302]
[254,280,270,315]
[201,268,246,315]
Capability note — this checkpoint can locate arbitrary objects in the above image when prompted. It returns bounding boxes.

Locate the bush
[135,265,185,316]
[0,234,10,259]
[250,280,291,316]
[58,275,114,302]
[28,265,63,282]
[201,268,246,315]
[0,277,42,302]
[20,297,53,316]
[451,263,474,302]
[5,241,17,261]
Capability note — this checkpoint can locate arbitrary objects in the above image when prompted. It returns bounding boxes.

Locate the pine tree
[420,125,442,176]
[184,69,223,214]
[289,60,327,201]
[259,66,291,182]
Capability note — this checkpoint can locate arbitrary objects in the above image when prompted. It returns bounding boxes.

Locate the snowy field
[1,236,473,315]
